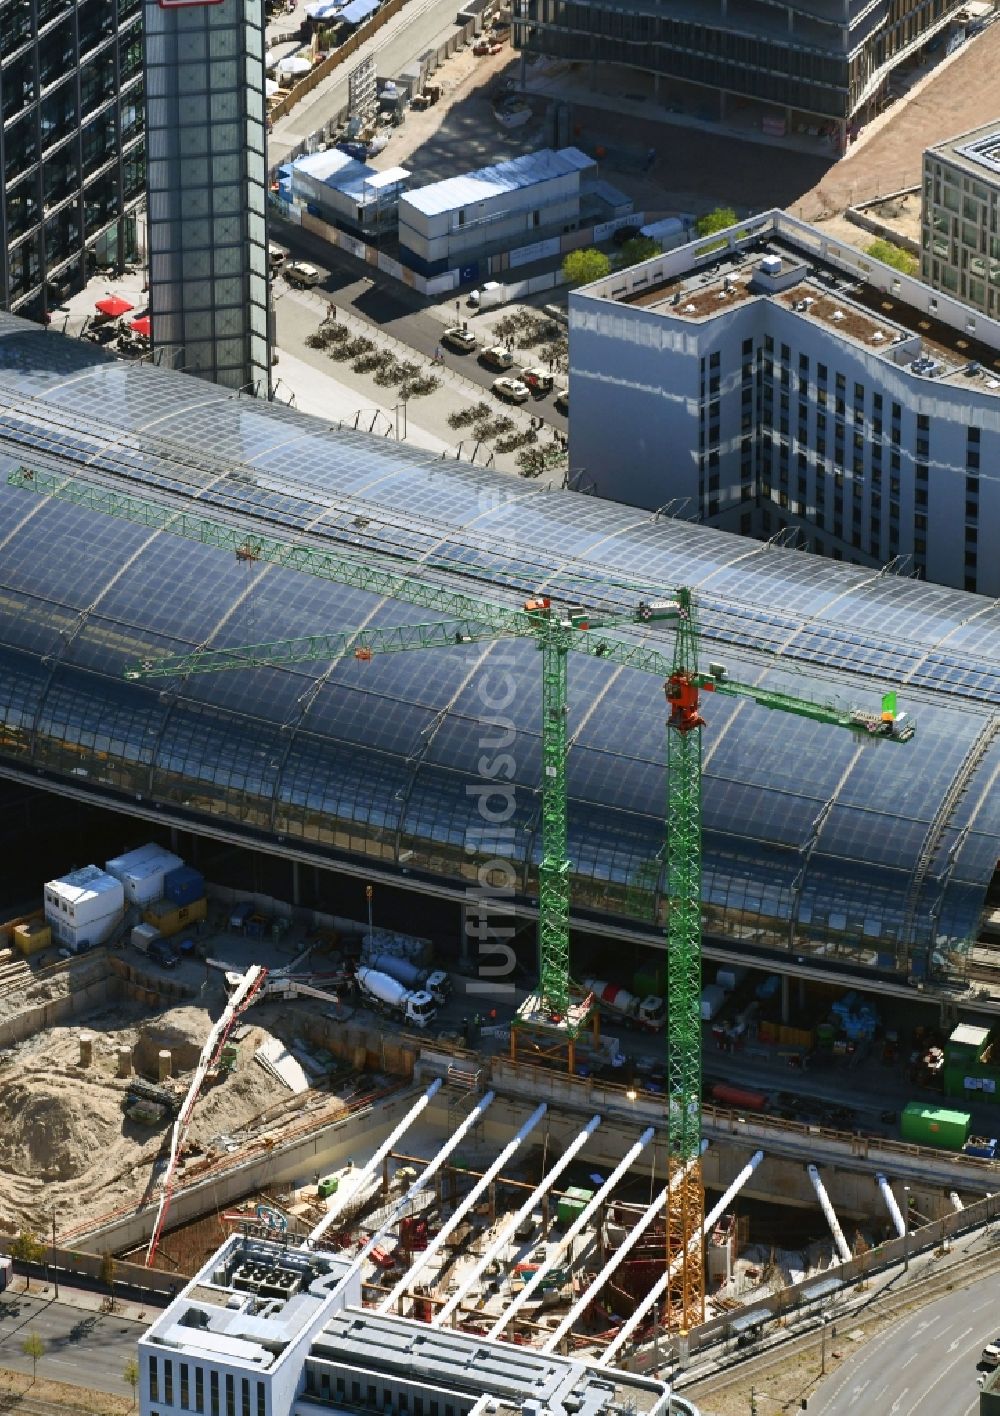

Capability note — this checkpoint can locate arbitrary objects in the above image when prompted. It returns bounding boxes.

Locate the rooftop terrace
[584,209,1000,395]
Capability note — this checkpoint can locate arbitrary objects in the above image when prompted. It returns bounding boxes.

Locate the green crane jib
[7,465,914,1213]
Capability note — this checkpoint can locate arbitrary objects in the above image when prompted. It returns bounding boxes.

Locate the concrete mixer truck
[356,966,438,1029]
[583,978,665,1032]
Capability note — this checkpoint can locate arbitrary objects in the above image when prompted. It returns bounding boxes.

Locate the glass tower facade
[0,0,145,318]
[143,0,270,393]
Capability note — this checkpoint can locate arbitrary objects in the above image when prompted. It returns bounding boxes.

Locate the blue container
[164,865,205,907]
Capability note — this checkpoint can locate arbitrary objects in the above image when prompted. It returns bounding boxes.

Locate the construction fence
[269,13,481,180]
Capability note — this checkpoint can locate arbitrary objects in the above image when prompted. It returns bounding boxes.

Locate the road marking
[899,1350,919,1368]
[849,1380,870,1402]
[948,1325,974,1352]
[888,1389,909,1414]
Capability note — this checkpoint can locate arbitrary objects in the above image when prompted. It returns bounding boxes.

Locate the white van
[284,261,322,288]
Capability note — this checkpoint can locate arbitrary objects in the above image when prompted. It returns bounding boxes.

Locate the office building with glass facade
[922,120,1000,318]
[512,0,969,149]
[569,209,1000,597]
[143,0,270,392]
[0,0,145,319]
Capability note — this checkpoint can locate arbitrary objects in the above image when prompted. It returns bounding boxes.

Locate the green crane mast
[7,464,914,1329]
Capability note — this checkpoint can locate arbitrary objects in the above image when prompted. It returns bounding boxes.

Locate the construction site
[2,312,1000,1397]
[1,888,998,1380]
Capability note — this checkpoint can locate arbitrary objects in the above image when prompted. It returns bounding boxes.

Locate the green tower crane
[7,464,914,1328]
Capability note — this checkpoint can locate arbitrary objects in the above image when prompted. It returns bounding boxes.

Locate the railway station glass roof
[0,312,999,974]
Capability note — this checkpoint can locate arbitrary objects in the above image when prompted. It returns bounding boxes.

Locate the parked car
[492,376,531,403]
[554,388,569,414]
[522,367,554,396]
[480,345,514,370]
[284,262,322,288]
[473,37,504,53]
[442,325,477,353]
[149,939,178,969]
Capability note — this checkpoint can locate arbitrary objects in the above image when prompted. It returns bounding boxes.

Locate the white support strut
[599,1148,765,1366]
[435,1113,603,1327]
[307,1077,443,1245]
[542,1141,709,1353]
[488,1126,656,1340]
[379,1102,548,1312]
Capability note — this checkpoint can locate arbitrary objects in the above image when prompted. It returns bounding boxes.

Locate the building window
[211,1371,220,1416]
[149,1358,159,1403]
[196,1367,205,1414]
[165,1361,174,1407]
[257,1384,265,1416]
[242,1378,250,1416]
[181,1364,190,1410]
[226,1374,235,1416]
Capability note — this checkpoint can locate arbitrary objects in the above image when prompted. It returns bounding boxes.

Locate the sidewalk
[274,285,566,482]
[4,1274,156,1325]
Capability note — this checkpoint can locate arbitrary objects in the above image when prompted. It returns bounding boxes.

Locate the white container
[105,842,166,880]
[50,909,120,949]
[120,850,182,905]
[45,865,125,930]
[700,984,726,1020]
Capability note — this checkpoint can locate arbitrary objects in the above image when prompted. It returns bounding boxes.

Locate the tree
[100,1249,118,1311]
[21,1333,44,1386]
[9,1230,45,1291]
[614,236,662,270]
[561,248,611,287]
[866,237,918,276]
[696,206,739,237]
[123,1356,140,1408]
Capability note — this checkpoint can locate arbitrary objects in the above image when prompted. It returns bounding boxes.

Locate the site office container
[900,1101,971,1150]
[143,896,207,938]
[45,865,124,928]
[163,865,205,907]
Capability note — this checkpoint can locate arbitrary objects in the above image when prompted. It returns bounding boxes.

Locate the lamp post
[903,1185,911,1272]
[366,883,373,954]
[821,1317,832,1375]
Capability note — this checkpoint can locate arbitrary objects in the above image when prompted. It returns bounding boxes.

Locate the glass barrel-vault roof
[0,312,998,977]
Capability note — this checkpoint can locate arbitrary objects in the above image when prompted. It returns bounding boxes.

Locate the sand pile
[135,1004,217,1074]
[0,1080,121,1182]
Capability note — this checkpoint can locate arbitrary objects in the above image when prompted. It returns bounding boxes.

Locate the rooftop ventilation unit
[831,310,844,322]
[759,255,781,276]
[683,303,696,313]
[872,331,884,342]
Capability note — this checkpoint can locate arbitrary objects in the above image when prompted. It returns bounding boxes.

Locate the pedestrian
[456,300,460,316]
[435,343,444,362]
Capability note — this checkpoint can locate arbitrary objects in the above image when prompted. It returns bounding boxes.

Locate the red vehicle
[473,38,504,54]
[710,1082,769,1112]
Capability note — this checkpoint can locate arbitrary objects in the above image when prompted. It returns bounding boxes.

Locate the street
[0,1290,145,1398]
[271,215,569,433]
[813,1268,1000,1414]
[268,0,473,169]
